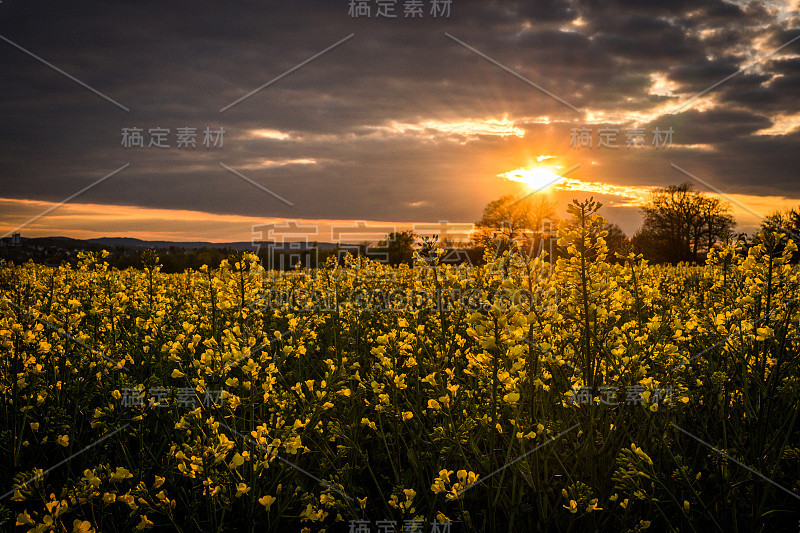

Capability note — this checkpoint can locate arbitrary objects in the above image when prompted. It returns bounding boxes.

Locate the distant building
[11,232,21,246]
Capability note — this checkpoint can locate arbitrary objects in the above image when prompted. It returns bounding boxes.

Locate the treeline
[472,183,800,265]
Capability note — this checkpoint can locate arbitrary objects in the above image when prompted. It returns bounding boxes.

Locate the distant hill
[13,236,341,252]
[2,235,482,271]
[1,235,346,272]
[86,237,340,251]
[86,237,255,251]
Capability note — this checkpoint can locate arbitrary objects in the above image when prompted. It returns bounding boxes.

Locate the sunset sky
[1,0,799,243]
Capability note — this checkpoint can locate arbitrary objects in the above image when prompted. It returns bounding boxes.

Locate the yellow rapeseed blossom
[72,519,95,533]
[259,495,277,510]
[110,467,132,483]
[16,511,34,526]
[135,515,154,530]
[235,483,250,497]
[3,222,797,531]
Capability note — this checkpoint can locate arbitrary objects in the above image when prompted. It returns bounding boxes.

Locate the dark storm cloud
[667,56,743,90]
[517,0,577,22]
[594,25,698,61]
[766,26,800,47]
[644,109,772,144]
[0,0,799,235]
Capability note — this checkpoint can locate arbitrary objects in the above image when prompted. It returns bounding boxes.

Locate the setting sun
[498,166,566,191]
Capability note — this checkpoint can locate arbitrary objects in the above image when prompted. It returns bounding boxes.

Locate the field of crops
[1,211,799,532]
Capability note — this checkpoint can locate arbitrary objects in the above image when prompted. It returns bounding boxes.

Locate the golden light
[498,166,566,191]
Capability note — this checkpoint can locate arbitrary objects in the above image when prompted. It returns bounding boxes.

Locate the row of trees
[174,188,798,270]
[468,183,798,265]
[258,184,792,269]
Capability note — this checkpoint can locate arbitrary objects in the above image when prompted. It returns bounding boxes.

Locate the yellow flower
[119,493,138,510]
[153,476,165,489]
[16,511,34,526]
[258,495,276,510]
[227,395,242,409]
[431,469,452,494]
[563,499,578,513]
[402,411,413,421]
[320,493,336,507]
[756,327,773,340]
[84,469,102,488]
[57,434,69,447]
[421,373,438,386]
[585,498,603,512]
[504,392,520,404]
[135,515,154,530]
[631,443,654,465]
[229,453,245,468]
[73,519,94,533]
[427,399,441,410]
[235,483,250,497]
[110,467,132,483]
[171,369,185,379]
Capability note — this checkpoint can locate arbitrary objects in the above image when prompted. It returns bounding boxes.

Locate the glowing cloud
[373,116,526,141]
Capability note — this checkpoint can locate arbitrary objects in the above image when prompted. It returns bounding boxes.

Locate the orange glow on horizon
[0,197,474,243]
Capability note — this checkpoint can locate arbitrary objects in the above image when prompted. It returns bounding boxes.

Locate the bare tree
[633,183,735,263]
[472,195,556,258]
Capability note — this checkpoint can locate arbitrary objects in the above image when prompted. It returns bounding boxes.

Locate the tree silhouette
[378,230,417,266]
[472,194,556,260]
[633,183,735,263]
